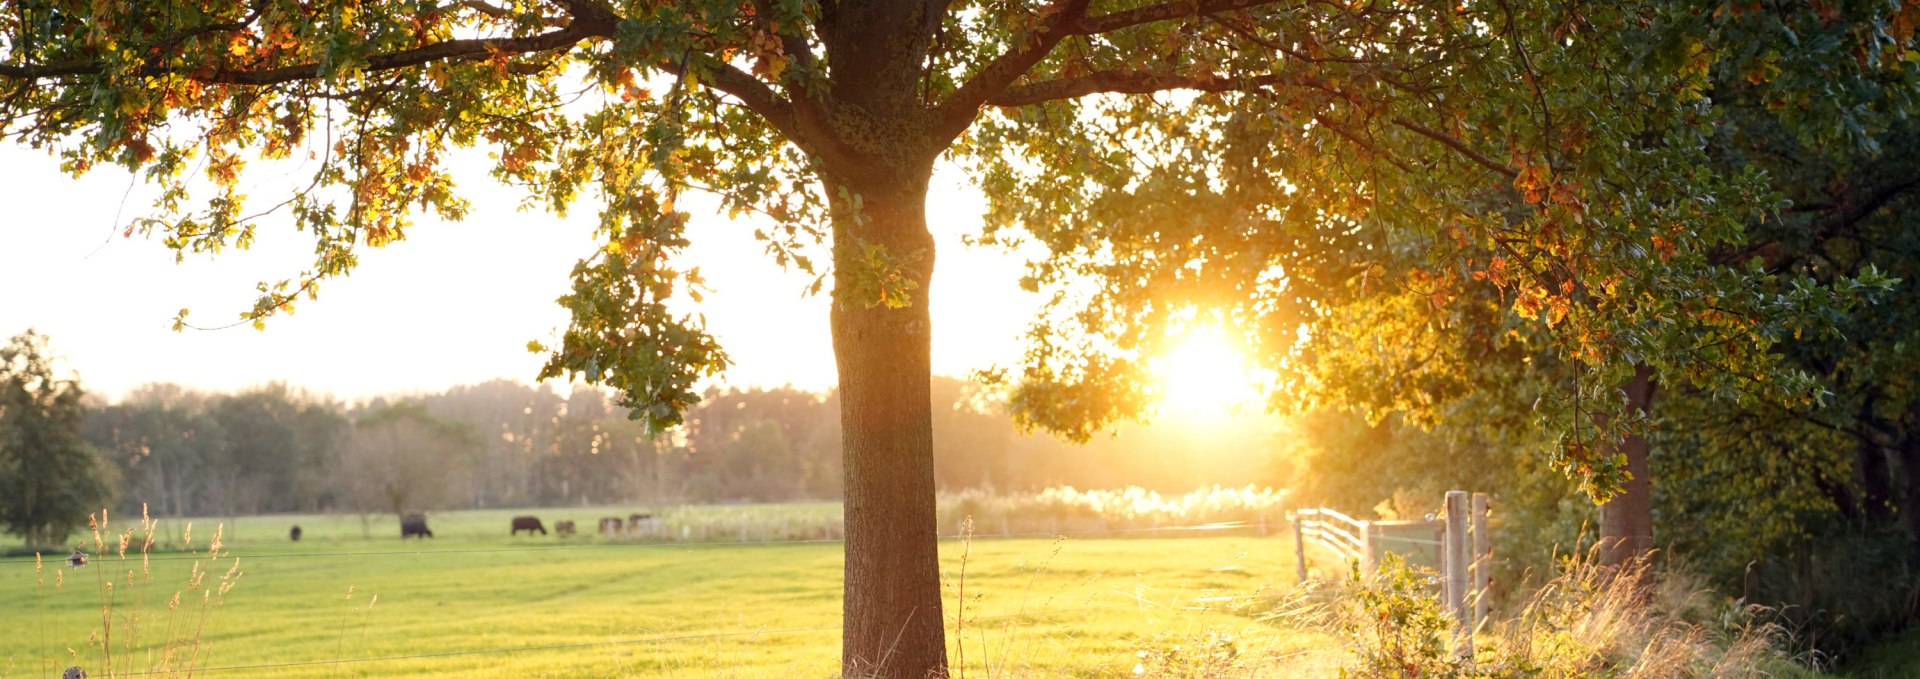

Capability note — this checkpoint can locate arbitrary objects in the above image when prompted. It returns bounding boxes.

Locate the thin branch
[989,69,1309,106]
[929,0,1093,143]
[448,0,512,19]
[0,22,607,84]
[1390,117,1518,179]
[656,54,846,168]
[1070,0,1294,36]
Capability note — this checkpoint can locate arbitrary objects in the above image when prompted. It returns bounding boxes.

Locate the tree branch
[0,21,610,84]
[989,69,1309,106]
[929,0,1093,143]
[1070,0,1294,36]
[931,0,1299,143]
[1389,117,1518,179]
[663,54,856,171]
[991,68,1531,193]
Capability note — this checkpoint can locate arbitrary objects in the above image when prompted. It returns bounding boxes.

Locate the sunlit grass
[0,505,1323,677]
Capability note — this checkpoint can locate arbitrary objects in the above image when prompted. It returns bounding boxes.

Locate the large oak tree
[5,0,1905,674]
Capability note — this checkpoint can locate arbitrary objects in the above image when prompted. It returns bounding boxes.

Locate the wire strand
[2,522,1261,566]
[111,605,1139,675]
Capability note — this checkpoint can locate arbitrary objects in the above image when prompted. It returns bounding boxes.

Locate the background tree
[333,403,477,522]
[0,330,113,547]
[82,384,216,517]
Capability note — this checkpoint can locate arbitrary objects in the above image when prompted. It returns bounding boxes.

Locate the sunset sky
[0,145,1043,403]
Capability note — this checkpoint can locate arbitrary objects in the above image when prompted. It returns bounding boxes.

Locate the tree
[8,1,1900,674]
[982,2,1911,568]
[82,384,217,517]
[0,331,113,547]
[334,403,477,521]
[334,402,476,525]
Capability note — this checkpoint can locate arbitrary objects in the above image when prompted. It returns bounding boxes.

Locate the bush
[1334,551,1814,678]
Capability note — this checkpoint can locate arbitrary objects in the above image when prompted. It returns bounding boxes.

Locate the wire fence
[0,521,1262,567]
[72,603,1181,676]
[11,520,1284,676]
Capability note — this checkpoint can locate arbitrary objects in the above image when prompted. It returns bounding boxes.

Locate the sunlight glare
[1151,325,1263,418]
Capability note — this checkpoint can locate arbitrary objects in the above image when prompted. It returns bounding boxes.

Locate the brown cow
[510,516,547,536]
[599,516,625,536]
[554,520,576,536]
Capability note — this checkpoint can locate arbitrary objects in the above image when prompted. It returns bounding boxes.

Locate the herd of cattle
[388,512,658,539]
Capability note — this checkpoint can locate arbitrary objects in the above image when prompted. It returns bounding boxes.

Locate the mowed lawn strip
[1,508,1314,677]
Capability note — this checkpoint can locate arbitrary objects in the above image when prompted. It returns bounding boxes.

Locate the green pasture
[0,506,1326,678]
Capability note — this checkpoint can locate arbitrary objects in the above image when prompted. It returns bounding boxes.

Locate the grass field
[0,505,1328,677]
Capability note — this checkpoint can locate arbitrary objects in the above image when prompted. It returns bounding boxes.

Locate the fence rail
[1290,490,1494,657]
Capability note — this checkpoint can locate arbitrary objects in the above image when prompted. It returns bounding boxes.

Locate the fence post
[1292,512,1309,583]
[1359,520,1375,573]
[1471,492,1491,631]
[1444,490,1472,657]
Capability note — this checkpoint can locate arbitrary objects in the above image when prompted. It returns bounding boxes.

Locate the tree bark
[1598,364,1657,567]
[827,169,947,679]
[1900,403,1920,560]
[1858,441,1896,523]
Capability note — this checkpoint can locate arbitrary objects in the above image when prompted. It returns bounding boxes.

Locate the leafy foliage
[977,2,1908,500]
[0,331,113,546]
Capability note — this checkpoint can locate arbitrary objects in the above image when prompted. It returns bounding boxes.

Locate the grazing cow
[510,516,548,536]
[628,512,655,537]
[555,520,576,536]
[599,516,625,536]
[400,513,433,539]
[289,525,303,542]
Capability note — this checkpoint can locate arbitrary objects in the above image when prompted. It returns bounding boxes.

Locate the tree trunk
[1853,389,1899,523]
[1598,364,1657,567]
[1859,442,1896,523]
[828,169,947,679]
[1900,404,1920,559]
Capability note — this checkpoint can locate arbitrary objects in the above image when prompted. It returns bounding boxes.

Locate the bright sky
[0,145,1042,402]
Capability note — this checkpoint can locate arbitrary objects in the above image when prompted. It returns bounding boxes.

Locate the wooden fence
[1291,490,1493,656]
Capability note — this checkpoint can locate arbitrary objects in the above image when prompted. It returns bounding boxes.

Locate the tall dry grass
[33,505,243,678]
[1317,549,1819,678]
[937,485,1290,537]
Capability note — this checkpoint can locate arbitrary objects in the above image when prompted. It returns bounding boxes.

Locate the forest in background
[77,377,1286,519]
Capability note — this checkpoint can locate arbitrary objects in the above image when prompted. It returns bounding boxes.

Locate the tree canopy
[10,0,1919,674]
[0,330,113,547]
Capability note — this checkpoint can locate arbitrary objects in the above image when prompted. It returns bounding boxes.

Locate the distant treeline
[80,378,1282,517]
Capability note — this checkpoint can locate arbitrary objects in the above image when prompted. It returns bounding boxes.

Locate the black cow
[510,516,548,536]
[401,513,433,539]
[289,525,303,542]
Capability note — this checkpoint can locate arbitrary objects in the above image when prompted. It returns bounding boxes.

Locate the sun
[1150,326,1263,418]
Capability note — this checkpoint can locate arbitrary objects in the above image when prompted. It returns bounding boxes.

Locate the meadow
[0,504,1328,678]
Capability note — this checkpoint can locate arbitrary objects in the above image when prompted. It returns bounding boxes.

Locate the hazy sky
[0,146,1042,402]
